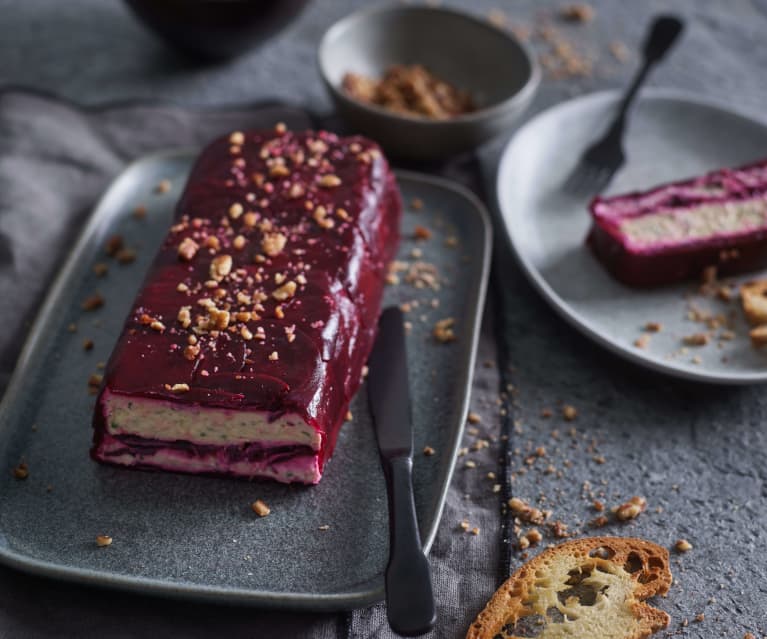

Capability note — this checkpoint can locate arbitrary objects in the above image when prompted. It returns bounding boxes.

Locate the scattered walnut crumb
[507,497,545,524]
[592,500,605,512]
[683,332,709,346]
[591,515,609,528]
[562,405,577,421]
[83,339,94,351]
[645,322,662,332]
[95,535,113,547]
[467,412,481,424]
[269,351,279,361]
[614,495,647,521]
[459,519,470,531]
[423,446,436,456]
[433,317,457,343]
[413,225,432,241]
[12,461,29,480]
[88,373,103,388]
[178,237,199,261]
[470,527,480,536]
[560,3,594,22]
[524,528,543,545]
[67,323,77,333]
[105,235,124,256]
[694,613,705,622]
[634,334,650,349]
[592,455,606,464]
[540,408,553,418]
[116,248,136,264]
[133,205,147,219]
[609,40,629,62]
[318,524,330,531]
[319,174,342,188]
[82,293,104,311]
[411,197,424,210]
[251,499,271,517]
[93,262,109,277]
[155,179,172,194]
[168,383,190,394]
[465,460,477,469]
[518,536,530,550]
[550,521,569,538]
[675,538,693,552]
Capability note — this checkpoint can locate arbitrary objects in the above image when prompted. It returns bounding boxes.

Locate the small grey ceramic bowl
[318,5,540,161]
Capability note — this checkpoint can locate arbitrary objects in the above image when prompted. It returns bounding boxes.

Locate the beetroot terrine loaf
[92,127,401,484]
[588,159,767,287]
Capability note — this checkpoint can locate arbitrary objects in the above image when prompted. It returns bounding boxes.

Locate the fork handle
[610,15,684,135]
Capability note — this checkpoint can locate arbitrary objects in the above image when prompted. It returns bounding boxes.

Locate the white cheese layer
[102,391,322,450]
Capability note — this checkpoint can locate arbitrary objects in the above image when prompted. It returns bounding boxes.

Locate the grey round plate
[497,89,767,384]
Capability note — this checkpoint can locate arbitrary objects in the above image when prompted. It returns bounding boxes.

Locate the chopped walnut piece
[95,535,113,547]
[83,339,94,351]
[155,179,172,194]
[411,197,424,211]
[318,524,330,531]
[470,527,480,536]
[591,515,609,528]
[93,262,109,277]
[88,373,103,387]
[268,351,279,361]
[251,499,271,517]
[524,528,542,545]
[550,521,569,538]
[229,202,244,219]
[562,404,577,421]
[318,174,342,188]
[507,497,546,524]
[177,306,192,328]
[232,235,247,250]
[675,538,693,552]
[634,334,650,349]
[272,281,297,301]
[313,205,335,229]
[518,536,530,550]
[683,332,710,346]
[178,237,199,261]
[133,205,147,219]
[12,461,29,480]
[467,412,481,424]
[609,41,629,62]
[82,294,104,311]
[210,254,233,280]
[433,317,457,343]
[560,3,594,22]
[229,131,245,145]
[105,235,124,256]
[645,321,662,332]
[183,344,200,361]
[150,320,165,332]
[262,232,287,257]
[413,225,432,241]
[423,446,436,456]
[170,383,190,393]
[270,164,290,178]
[243,212,258,227]
[614,495,647,521]
[592,500,605,512]
[241,326,253,341]
[116,248,136,264]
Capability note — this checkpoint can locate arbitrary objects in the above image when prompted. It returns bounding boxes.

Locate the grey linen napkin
[0,90,504,639]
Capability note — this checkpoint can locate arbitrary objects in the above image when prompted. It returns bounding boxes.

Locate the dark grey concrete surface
[1,0,766,637]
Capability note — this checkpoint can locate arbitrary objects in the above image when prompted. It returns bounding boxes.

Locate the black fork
[564,15,684,196]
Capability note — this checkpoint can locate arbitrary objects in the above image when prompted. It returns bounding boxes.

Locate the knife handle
[384,456,437,637]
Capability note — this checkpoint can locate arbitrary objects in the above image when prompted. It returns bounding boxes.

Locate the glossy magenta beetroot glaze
[588,159,767,287]
[92,128,401,483]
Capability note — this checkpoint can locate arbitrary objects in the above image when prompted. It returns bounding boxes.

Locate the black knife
[367,306,436,637]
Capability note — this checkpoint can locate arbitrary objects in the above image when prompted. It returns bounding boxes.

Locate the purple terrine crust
[588,159,767,287]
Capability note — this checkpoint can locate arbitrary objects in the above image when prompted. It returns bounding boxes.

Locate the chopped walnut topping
[262,232,287,257]
[82,294,104,311]
[614,496,647,521]
[95,535,113,547]
[336,208,350,220]
[414,225,432,241]
[423,446,436,456]
[205,236,220,251]
[150,320,165,332]
[268,351,279,361]
[313,205,335,229]
[270,164,290,178]
[93,262,109,277]
[155,179,172,194]
[241,326,253,341]
[105,235,124,256]
[176,306,191,328]
[318,174,342,188]
[233,235,246,250]
[675,538,693,552]
[467,412,481,424]
[683,332,710,346]
[183,344,200,361]
[169,383,190,394]
[243,212,258,227]
[229,203,244,219]
[210,254,233,280]
[272,281,297,301]
[178,237,199,261]
[251,499,271,517]
[433,317,457,343]
[116,248,136,264]
[275,122,287,134]
[507,497,546,524]
[518,536,530,550]
[592,500,605,512]
[229,131,245,145]
[560,3,595,22]
[524,528,542,545]
[318,524,330,531]
[562,404,577,421]
[12,461,29,480]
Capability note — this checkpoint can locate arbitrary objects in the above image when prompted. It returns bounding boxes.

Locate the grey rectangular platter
[0,150,491,610]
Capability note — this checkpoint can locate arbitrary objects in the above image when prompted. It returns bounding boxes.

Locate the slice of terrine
[92,127,401,484]
[588,159,767,287]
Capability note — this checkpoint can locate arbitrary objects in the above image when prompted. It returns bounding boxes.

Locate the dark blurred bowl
[125,0,312,62]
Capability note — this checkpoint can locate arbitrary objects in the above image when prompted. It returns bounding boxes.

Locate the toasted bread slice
[740,279,767,325]
[466,537,672,639]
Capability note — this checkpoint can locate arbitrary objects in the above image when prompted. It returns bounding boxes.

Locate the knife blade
[367,306,436,637]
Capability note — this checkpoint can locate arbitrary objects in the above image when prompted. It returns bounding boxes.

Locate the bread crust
[466,537,672,639]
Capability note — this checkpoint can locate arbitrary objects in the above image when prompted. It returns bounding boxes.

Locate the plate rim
[496,87,767,385]
[0,151,492,610]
